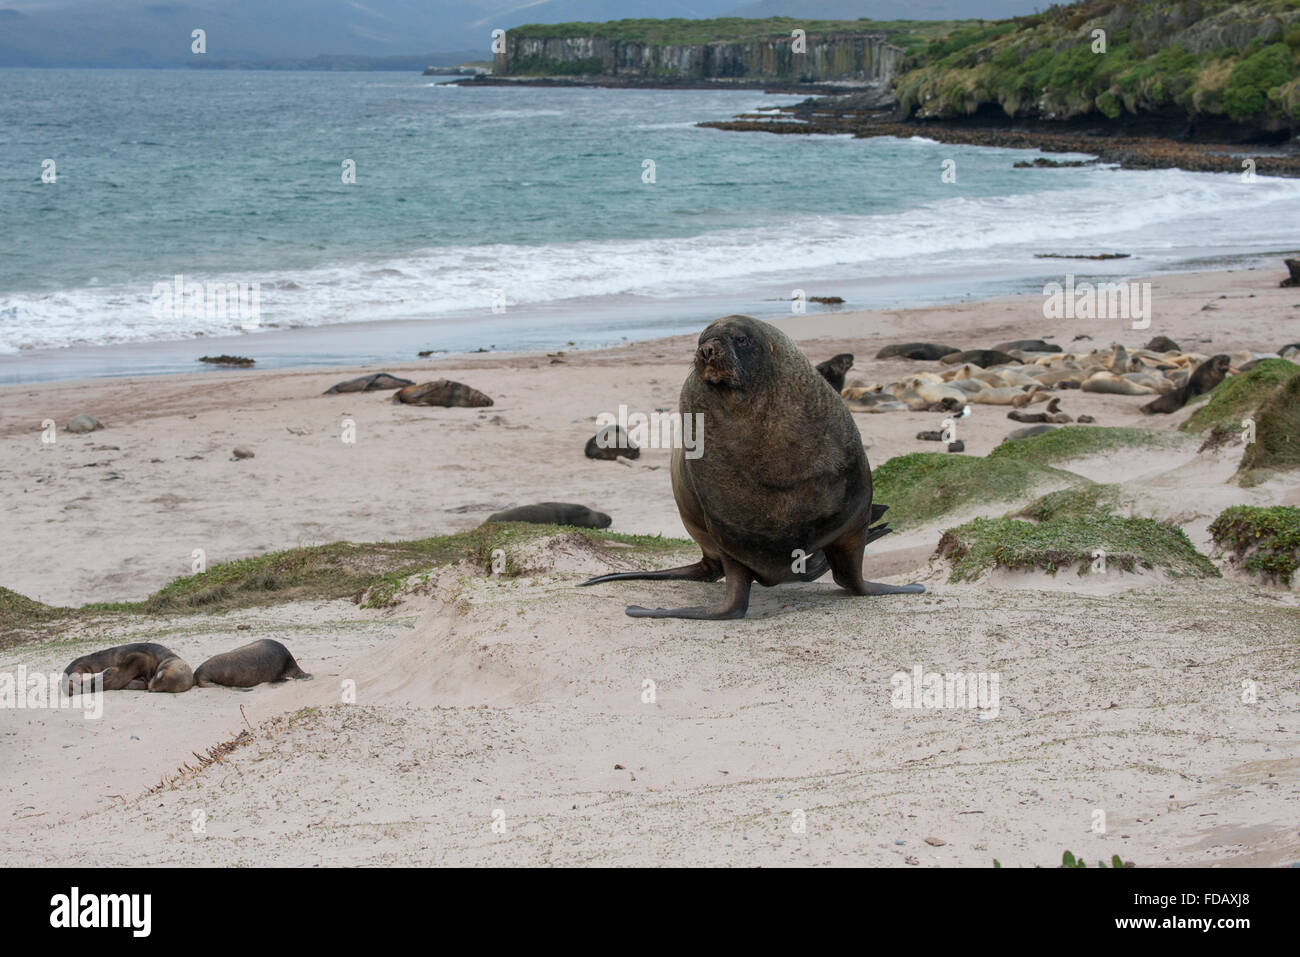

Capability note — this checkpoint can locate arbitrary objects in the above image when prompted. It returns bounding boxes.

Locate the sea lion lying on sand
[393,380,493,407]
[580,314,924,619]
[875,342,961,361]
[993,339,1061,354]
[194,639,312,689]
[939,349,1022,369]
[323,373,414,394]
[486,503,612,528]
[63,643,194,693]
[1140,354,1231,415]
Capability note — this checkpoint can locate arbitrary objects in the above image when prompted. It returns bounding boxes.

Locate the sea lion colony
[845,337,1274,416]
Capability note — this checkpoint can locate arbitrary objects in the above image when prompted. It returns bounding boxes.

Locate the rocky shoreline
[699,101,1300,177]
[451,74,864,95]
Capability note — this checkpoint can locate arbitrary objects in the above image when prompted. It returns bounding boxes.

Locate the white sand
[2,263,1298,866]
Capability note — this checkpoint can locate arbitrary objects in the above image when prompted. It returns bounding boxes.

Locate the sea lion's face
[694,317,770,388]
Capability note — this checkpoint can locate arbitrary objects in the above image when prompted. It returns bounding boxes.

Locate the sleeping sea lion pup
[580,314,924,619]
[194,639,312,689]
[63,642,194,693]
[486,503,612,528]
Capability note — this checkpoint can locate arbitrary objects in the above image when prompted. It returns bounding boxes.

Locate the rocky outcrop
[497,33,903,83]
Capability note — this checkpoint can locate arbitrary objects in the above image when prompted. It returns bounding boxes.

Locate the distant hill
[894,0,1300,134]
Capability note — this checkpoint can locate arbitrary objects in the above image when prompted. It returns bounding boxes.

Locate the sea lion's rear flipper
[864,523,892,546]
[795,550,830,582]
[578,557,724,587]
[625,556,753,620]
[825,522,925,597]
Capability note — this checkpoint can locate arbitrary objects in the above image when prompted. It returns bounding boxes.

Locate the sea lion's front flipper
[578,558,723,587]
[624,558,753,620]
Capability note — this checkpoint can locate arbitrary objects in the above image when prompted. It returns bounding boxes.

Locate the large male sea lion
[63,643,194,693]
[194,639,312,689]
[486,503,612,528]
[580,315,924,619]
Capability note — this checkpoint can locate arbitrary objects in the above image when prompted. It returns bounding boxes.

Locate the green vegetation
[0,526,693,644]
[1209,505,1300,584]
[510,55,605,75]
[1238,372,1300,484]
[937,503,1219,582]
[893,0,1300,126]
[506,18,971,52]
[988,425,1185,466]
[0,586,59,629]
[871,452,1079,529]
[1182,358,1300,434]
[1015,483,1127,522]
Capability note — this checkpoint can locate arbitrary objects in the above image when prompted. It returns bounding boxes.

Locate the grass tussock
[1237,372,1300,485]
[1182,358,1300,434]
[1209,505,1300,585]
[871,452,1081,529]
[937,492,1219,583]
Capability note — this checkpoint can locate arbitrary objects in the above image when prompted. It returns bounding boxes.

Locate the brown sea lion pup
[323,372,413,394]
[1140,354,1231,415]
[392,380,493,407]
[194,639,312,689]
[1005,424,1057,441]
[579,315,924,619]
[939,349,1021,368]
[63,643,194,694]
[875,342,961,361]
[1145,335,1181,353]
[585,425,639,461]
[1008,397,1072,424]
[486,503,612,528]
[815,353,855,393]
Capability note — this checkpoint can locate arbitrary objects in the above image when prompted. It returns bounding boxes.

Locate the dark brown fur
[63,642,194,693]
[1140,354,1231,415]
[579,315,923,619]
[814,353,854,393]
[194,639,311,689]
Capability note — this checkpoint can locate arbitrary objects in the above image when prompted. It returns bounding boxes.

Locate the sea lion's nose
[697,339,722,363]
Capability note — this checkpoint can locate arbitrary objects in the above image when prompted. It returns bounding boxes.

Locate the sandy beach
[2,262,1298,867]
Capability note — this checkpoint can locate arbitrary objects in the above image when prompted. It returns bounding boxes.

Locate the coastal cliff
[495,19,908,83]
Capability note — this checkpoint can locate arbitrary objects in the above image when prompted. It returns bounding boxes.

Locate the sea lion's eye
[735,336,750,347]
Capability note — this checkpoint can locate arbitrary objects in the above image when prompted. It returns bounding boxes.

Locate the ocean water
[2,68,1299,377]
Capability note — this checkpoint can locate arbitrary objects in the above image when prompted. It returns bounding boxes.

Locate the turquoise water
[3,67,1299,372]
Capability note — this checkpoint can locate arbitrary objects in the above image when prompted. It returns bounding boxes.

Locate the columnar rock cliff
[497,33,904,82]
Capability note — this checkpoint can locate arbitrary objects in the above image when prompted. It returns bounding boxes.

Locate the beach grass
[936,511,1219,583]
[987,425,1186,466]
[1237,371,1300,485]
[1181,358,1300,434]
[1209,505,1300,585]
[871,451,1083,529]
[0,526,694,645]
